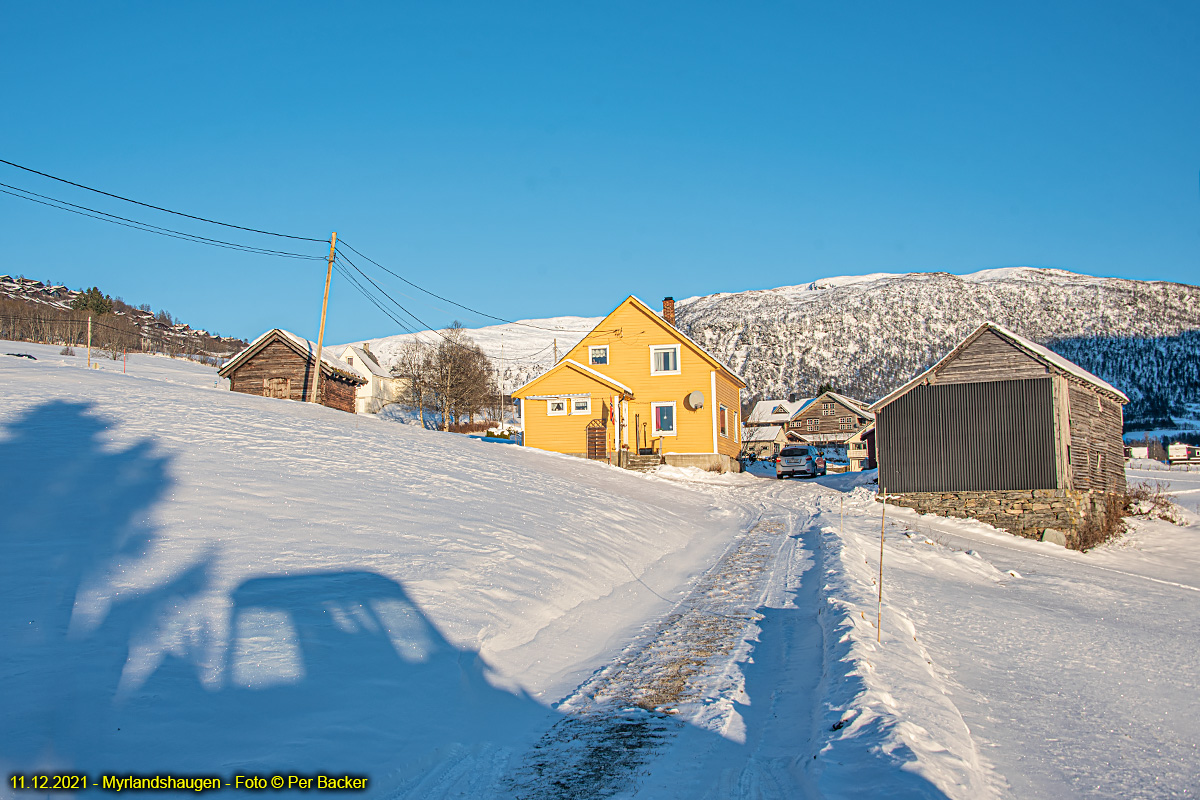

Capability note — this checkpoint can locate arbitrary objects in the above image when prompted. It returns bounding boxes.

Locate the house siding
[521,367,614,456]
[1067,381,1126,494]
[877,377,1057,493]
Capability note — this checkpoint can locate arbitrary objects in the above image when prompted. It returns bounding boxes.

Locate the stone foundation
[882,488,1098,544]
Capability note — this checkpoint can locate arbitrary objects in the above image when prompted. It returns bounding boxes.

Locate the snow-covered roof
[338,345,390,379]
[747,399,810,425]
[871,322,1128,411]
[742,425,784,442]
[219,329,365,383]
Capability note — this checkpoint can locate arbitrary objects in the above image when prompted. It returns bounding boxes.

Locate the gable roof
[512,358,634,398]
[805,391,874,419]
[218,329,366,384]
[870,322,1128,411]
[747,398,810,425]
[339,344,390,379]
[588,295,746,388]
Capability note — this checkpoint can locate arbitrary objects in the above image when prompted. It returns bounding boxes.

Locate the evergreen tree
[71,287,113,316]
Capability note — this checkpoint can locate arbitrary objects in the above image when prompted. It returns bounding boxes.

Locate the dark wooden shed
[218,329,365,414]
[870,323,1127,541]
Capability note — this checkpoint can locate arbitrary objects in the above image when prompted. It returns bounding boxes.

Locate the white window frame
[649,344,682,376]
[588,345,610,366]
[651,401,678,436]
[719,403,729,438]
[547,398,568,416]
[571,397,592,415]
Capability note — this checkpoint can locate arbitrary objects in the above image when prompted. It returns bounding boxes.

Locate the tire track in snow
[504,507,805,800]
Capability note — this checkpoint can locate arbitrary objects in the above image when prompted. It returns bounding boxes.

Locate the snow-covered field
[3,343,1199,798]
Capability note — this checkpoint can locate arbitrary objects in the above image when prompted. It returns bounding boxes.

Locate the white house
[334,343,405,415]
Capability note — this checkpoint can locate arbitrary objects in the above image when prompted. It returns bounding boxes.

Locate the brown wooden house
[870,322,1128,544]
[783,391,874,446]
[218,329,366,414]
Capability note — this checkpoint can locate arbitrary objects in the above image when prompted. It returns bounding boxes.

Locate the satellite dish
[685,390,705,410]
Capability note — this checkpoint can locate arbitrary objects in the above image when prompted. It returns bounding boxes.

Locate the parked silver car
[776,445,826,479]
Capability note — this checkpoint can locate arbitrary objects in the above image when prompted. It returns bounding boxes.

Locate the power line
[0,183,325,260]
[0,157,327,242]
[336,239,598,333]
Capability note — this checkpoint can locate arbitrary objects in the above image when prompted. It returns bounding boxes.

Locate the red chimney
[663,296,675,326]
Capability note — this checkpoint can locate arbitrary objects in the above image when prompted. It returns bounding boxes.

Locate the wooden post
[310,232,337,403]
[878,486,886,642]
[86,315,92,368]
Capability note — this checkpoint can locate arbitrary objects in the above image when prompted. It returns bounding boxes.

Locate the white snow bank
[812,487,1000,799]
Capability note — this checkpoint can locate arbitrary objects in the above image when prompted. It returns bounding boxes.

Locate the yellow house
[512,296,747,472]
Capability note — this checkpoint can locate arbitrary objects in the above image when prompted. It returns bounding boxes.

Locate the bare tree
[391,340,434,428]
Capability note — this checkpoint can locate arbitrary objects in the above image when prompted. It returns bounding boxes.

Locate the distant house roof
[339,344,391,379]
[218,329,365,384]
[871,322,1128,411]
[743,425,784,442]
[747,398,811,425]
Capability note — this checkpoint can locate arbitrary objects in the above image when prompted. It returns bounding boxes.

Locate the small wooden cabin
[219,329,366,414]
[870,322,1128,541]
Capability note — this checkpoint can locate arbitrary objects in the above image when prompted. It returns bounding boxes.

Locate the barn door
[264,377,290,398]
[586,418,608,460]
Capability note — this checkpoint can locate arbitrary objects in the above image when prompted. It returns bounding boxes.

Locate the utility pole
[86,315,92,368]
[553,338,557,363]
[878,486,886,642]
[310,232,337,403]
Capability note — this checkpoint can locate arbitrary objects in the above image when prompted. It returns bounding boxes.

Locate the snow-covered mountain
[672,267,1200,424]
[348,267,1200,427]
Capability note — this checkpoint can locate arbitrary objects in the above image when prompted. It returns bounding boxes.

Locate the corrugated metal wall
[878,378,1056,493]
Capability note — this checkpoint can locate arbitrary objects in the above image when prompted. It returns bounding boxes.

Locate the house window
[822,403,835,416]
[649,345,681,375]
[719,404,729,437]
[806,418,819,431]
[840,423,852,430]
[547,398,568,416]
[572,397,591,415]
[589,346,609,366]
[651,402,677,436]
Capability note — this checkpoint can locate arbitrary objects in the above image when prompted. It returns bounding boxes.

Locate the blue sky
[2,2,1197,343]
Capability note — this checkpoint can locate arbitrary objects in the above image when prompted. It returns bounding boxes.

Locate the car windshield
[780,448,807,457]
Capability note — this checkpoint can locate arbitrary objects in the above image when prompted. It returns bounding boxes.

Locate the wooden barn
[218,329,366,414]
[870,322,1128,542]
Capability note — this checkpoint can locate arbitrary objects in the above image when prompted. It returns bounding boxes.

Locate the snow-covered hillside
[3,343,1199,798]
[343,315,602,394]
